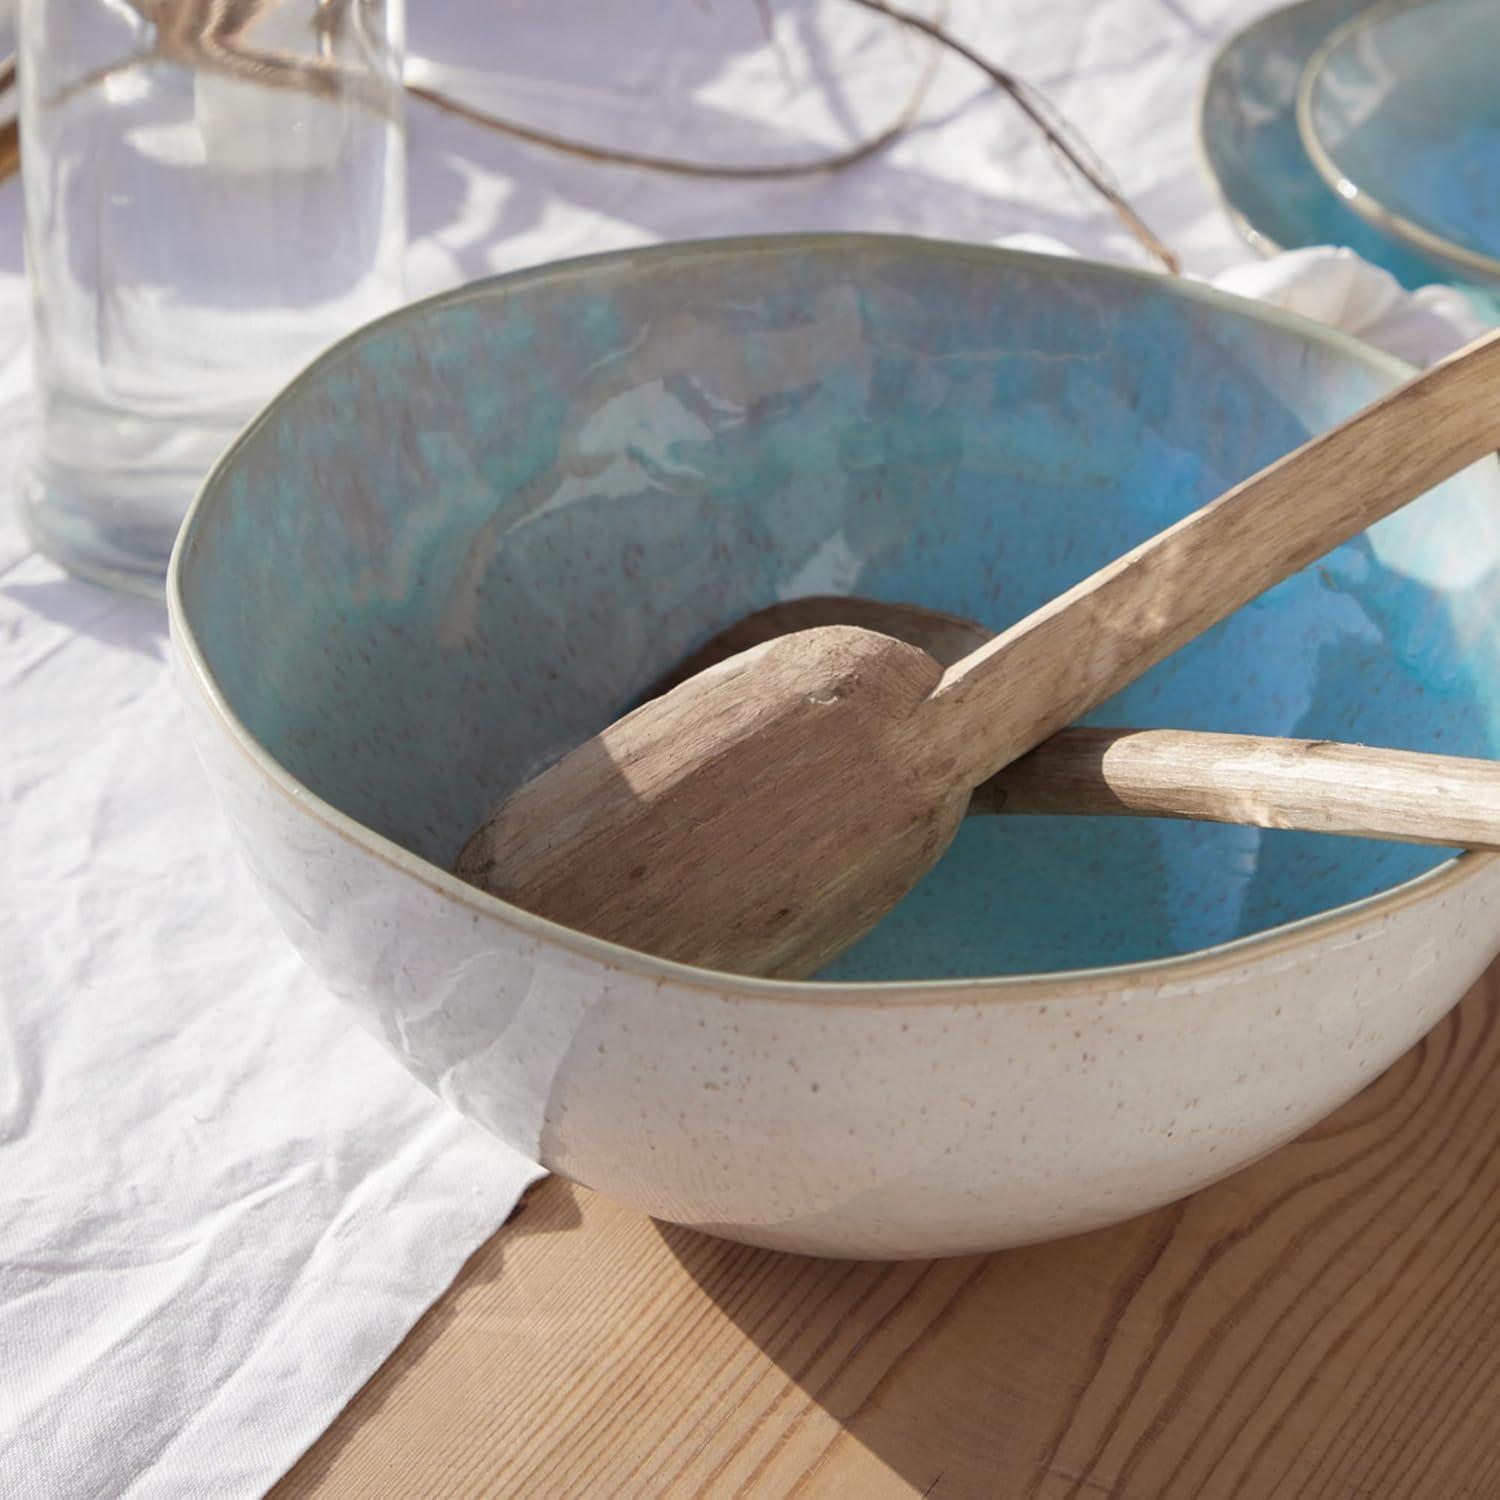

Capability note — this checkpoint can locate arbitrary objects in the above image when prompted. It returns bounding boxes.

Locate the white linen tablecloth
[0,2,1487,1495]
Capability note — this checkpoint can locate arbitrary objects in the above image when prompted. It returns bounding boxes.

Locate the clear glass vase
[18,0,407,596]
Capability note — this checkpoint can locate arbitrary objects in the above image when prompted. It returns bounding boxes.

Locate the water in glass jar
[19,0,406,594]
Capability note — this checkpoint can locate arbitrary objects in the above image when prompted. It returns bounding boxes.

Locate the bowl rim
[166,231,1497,1007]
[1295,0,1500,284]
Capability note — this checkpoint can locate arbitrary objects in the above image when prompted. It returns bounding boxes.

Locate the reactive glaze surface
[1300,0,1500,282]
[1199,0,1500,316]
[170,237,1500,1256]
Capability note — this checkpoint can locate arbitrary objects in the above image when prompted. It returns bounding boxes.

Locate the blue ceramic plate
[1198,0,1499,317]
[1299,0,1500,282]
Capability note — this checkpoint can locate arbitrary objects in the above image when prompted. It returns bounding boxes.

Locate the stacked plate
[1201,0,1500,317]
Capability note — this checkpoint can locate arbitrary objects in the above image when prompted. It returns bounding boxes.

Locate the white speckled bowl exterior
[169,237,1500,1258]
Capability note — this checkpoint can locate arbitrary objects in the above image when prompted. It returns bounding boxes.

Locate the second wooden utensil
[646,594,1500,851]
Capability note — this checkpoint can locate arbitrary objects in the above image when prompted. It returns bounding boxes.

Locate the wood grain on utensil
[985,727,1500,849]
[922,326,1500,790]
[651,595,1500,851]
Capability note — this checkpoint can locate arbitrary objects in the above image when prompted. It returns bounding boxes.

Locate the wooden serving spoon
[644,593,1500,847]
[456,327,1500,979]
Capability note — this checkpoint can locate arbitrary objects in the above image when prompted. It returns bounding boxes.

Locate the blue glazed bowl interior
[176,237,1500,981]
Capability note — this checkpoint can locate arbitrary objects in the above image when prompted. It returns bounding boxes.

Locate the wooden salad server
[646,593,1500,849]
[457,328,1500,979]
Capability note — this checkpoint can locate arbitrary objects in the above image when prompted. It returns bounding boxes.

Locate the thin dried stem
[407,30,940,181]
[37,0,1172,272]
[51,1,398,115]
[61,0,936,184]
[844,0,1180,273]
[408,84,920,180]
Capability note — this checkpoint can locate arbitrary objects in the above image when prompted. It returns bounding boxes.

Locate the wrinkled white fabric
[2,1,1492,1496]
[1211,244,1490,364]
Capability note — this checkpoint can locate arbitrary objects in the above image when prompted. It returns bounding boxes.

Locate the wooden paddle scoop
[646,594,1500,849]
[457,328,1500,979]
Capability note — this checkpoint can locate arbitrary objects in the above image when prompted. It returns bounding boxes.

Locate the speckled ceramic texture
[169,236,1500,1257]
[1199,0,1500,318]
[1299,0,1500,283]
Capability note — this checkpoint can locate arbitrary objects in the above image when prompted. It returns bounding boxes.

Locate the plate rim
[1294,0,1500,282]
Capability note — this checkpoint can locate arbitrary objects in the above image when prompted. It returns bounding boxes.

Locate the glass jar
[18,0,407,595]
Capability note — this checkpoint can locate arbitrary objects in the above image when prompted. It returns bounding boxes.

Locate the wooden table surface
[275,964,1500,1499]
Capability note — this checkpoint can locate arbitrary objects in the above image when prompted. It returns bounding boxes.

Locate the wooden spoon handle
[644,596,1500,847]
[921,327,1500,787]
[979,728,1500,850]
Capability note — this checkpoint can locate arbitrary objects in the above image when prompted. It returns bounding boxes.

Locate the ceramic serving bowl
[1298,0,1500,285]
[168,236,1500,1259]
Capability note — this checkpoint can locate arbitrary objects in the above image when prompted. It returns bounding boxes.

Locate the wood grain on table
[276,964,1500,1499]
